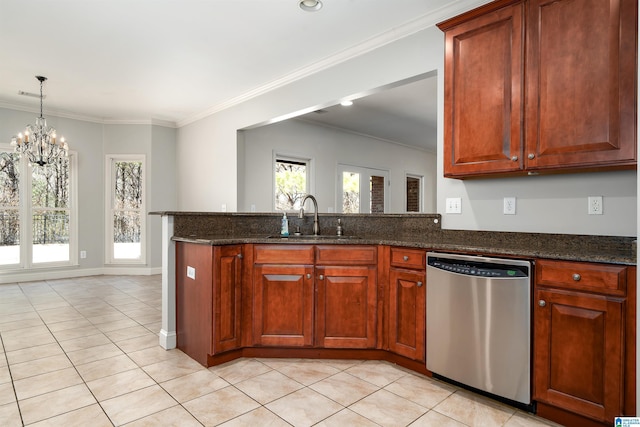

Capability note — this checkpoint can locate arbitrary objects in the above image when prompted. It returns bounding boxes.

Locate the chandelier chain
[10,75,69,167]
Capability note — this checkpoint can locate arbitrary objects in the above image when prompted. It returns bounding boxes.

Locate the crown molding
[0,101,103,123]
[0,101,177,128]
[177,0,487,128]
[102,118,177,128]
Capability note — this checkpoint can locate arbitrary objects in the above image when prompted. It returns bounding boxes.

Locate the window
[106,156,145,264]
[406,174,423,212]
[274,155,310,211]
[0,146,76,269]
[338,164,389,213]
[31,160,72,263]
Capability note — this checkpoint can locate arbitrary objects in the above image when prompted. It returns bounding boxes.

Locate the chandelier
[10,76,69,167]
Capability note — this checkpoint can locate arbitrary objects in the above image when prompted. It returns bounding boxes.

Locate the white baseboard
[0,266,161,284]
[103,266,162,276]
[159,329,177,350]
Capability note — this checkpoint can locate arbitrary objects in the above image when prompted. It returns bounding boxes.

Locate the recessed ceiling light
[340,100,353,106]
[299,0,323,12]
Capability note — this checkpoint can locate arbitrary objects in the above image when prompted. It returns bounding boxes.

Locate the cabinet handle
[417,281,423,287]
[318,275,324,280]
[538,300,546,307]
[403,256,409,261]
[572,273,581,281]
[511,156,518,162]
[528,153,535,160]
[237,253,243,259]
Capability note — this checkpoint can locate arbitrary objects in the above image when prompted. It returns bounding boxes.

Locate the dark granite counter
[153,212,637,265]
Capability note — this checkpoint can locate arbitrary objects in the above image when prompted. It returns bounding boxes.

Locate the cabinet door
[175,242,213,366]
[533,288,624,423]
[316,265,377,348]
[388,268,426,361]
[525,0,637,171]
[253,264,314,347]
[441,2,524,177]
[212,245,242,354]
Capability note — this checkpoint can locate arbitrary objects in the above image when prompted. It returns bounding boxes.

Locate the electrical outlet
[503,197,516,215]
[186,266,196,280]
[445,197,462,214]
[80,250,87,259]
[588,196,603,215]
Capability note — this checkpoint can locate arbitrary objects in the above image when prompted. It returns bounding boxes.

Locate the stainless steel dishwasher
[426,252,532,406]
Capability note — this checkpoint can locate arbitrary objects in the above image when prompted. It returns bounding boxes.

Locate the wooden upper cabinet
[440,1,525,177]
[526,0,637,171]
[439,0,637,178]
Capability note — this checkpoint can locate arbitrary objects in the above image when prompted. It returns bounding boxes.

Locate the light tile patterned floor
[0,275,562,426]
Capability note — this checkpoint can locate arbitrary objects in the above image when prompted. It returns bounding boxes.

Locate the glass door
[337,164,389,213]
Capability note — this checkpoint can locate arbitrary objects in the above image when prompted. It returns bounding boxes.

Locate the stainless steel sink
[267,234,361,240]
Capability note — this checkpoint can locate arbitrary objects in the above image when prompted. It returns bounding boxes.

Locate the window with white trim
[274,155,310,211]
[0,146,76,269]
[106,155,145,264]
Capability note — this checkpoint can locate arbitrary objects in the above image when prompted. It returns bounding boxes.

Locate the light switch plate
[445,197,462,214]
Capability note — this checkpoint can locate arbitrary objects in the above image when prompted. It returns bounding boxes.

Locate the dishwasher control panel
[427,256,529,278]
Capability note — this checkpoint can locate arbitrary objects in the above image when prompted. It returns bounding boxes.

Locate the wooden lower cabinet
[533,259,635,425]
[534,288,623,423]
[388,267,426,361]
[176,242,213,366]
[252,244,377,349]
[316,265,377,348]
[176,242,243,365]
[177,242,637,427]
[252,264,314,347]
[213,245,243,353]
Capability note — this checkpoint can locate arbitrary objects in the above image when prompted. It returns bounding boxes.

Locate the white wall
[241,119,436,213]
[437,171,637,236]
[176,18,637,237]
[0,107,105,272]
[0,109,176,280]
[178,26,445,212]
[103,124,178,269]
[149,125,177,269]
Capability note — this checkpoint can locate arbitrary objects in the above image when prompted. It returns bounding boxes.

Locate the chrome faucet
[299,194,320,235]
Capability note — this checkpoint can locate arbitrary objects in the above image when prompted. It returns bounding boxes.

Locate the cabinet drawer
[390,247,425,270]
[536,259,627,296]
[253,245,314,264]
[315,245,377,265]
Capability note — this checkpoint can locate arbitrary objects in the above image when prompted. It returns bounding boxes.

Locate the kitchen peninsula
[152,211,636,426]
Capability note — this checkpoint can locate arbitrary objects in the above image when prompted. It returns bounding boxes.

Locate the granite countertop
[158,211,636,265]
[172,232,637,265]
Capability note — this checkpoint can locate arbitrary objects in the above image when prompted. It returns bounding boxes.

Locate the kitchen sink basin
[267,234,361,240]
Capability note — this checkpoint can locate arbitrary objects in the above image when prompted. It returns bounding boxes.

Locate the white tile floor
[0,275,562,426]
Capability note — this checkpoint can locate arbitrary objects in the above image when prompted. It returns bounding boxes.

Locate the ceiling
[0,0,473,135]
[295,75,438,151]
